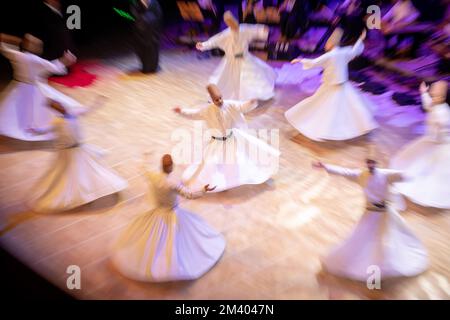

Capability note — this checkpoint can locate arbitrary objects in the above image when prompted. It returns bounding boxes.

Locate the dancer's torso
[321,48,352,85]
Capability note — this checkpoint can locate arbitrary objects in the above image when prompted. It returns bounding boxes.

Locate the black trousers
[135,41,160,73]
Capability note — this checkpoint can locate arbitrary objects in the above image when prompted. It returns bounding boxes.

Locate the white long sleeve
[179,107,205,120]
[301,53,330,70]
[237,99,258,114]
[200,30,227,51]
[35,56,67,76]
[421,92,433,112]
[349,37,365,61]
[173,182,205,199]
[323,164,362,179]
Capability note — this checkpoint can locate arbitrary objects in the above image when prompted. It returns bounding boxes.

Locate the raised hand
[204,184,217,192]
[195,42,204,51]
[61,50,77,66]
[312,161,325,170]
[360,28,367,41]
[173,106,182,114]
[419,81,429,94]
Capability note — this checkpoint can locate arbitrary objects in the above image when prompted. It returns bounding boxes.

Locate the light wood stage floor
[0,49,449,299]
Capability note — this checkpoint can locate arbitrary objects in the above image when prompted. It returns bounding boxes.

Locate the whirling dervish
[285,28,378,141]
[391,81,450,209]
[27,96,128,213]
[173,84,280,193]
[111,153,225,282]
[196,11,276,101]
[0,33,80,141]
[312,150,428,281]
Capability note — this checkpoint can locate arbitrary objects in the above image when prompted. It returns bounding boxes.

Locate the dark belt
[366,201,386,211]
[372,201,386,209]
[212,131,233,141]
[64,143,80,149]
[13,78,33,84]
[234,53,244,59]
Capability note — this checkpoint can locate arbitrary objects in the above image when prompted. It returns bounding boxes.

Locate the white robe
[111,171,225,282]
[198,24,277,101]
[321,164,428,281]
[390,93,450,209]
[27,113,128,213]
[0,42,82,141]
[284,38,378,141]
[179,99,280,192]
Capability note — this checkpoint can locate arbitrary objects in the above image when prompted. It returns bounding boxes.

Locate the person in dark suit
[277,0,311,52]
[131,0,163,74]
[35,0,74,61]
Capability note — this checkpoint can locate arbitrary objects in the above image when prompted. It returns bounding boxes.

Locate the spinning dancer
[112,153,225,282]
[174,84,280,192]
[196,11,276,101]
[285,28,378,141]
[27,97,128,213]
[312,154,428,281]
[391,81,450,209]
[0,33,79,141]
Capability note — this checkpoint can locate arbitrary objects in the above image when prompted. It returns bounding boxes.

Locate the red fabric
[49,61,98,88]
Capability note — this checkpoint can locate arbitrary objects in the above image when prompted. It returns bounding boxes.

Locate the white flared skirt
[391,136,450,209]
[285,82,378,141]
[0,81,83,141]
[181,129,280,192]
[111,206,226,282]
[322,207,428,281]
[211,55,276,101]
[28,146,128,213]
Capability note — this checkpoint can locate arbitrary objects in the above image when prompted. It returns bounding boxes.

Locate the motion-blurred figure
[286,29,378,141]
[131,0,163,74]
[112,153,224,282]
[36,0,74,61]
[173,84,280,192]
[391,81,450,209]
[27,97,128,213]
[276,0,311,53]
[196,11,276,101]
[313,155,428,281]
[0,33,77,141]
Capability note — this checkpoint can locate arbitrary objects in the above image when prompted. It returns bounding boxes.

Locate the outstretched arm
[312,161,362,180]
[237,99,258,114]
[35,51,77,76]
[385,170,406,184]
[246,24,270,42]
[349,29,366,60]
[173,106,205,120]
[297,53,330,69]
[196,30,226,51]
[173,183,216,199]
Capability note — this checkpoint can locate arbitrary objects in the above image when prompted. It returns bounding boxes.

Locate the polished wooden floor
[0,49,449,299]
